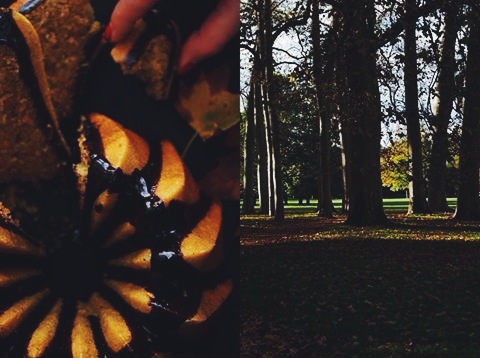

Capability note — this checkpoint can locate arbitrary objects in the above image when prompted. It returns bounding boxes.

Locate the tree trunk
[255,0,270,215]
[339,126,351,213]
[319,109,333,217]
[427,2,458,212]
[343,1,387,226]
[454,8,480,220]
[264,0,284,220]
[242,81,257,214]
[254,77,269,214]
[333,11,351,213]
[261,81,275,216]
[271,114,285,221]
[311,0,333,217]
[404,0,429,214]
[258,0,284,220]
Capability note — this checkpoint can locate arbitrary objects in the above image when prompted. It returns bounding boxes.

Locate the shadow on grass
[390,221,480,235]
[241,212,480,244]
[241,238,480,357]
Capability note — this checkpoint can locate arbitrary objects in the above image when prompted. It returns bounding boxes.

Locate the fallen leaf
[176,65,240,140]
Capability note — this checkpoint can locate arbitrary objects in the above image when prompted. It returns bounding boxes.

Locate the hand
[105,0,239,74]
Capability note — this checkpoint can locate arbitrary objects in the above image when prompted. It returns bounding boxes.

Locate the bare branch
[275,60,302,66]
[272,0,313,42]
[272,46,305,60]
[377,0,444,48]
[240,36,257,56]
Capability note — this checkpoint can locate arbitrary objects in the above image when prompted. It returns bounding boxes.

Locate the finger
[107,0,158,42]
[178,0,239,74]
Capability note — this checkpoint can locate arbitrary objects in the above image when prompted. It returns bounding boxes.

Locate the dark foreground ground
[240,213,480,357]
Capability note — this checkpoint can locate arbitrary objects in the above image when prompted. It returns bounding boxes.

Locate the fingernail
[178,62,195,75]
[102,24,112,42]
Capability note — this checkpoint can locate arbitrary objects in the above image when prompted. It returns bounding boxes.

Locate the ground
[240,210,480,357]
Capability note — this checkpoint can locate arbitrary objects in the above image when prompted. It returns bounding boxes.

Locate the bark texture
[333,13,351,213]
[311,0,333,217]
[404,0,429,214]
[242,81,256,214]
[343,1,387,226]
[454,8,480,220]
[427,2,458,212]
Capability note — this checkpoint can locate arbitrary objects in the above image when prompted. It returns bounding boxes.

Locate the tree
[325,0,444,224]
[241,0,312,219]
[275,73,320,206]
[404,0,429,214]
[454,6,480,220]
[332,10,351,213]
[427,1,459,212]
[311,0,334,217]
[342,0,387,225]
[253,60,270,214]
[242,81,257,214]
[262,0,285,220]
[381,138,410,193]
[245,0,282,217]
[240,0,468,224]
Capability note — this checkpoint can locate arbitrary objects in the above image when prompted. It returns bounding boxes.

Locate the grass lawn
[278,198,458,213]
[240,209,480,357]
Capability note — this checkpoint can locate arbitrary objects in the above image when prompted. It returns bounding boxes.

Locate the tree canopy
[241,0,480,223]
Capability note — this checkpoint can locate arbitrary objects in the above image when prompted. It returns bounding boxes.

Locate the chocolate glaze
[0,116,230,356]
